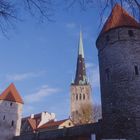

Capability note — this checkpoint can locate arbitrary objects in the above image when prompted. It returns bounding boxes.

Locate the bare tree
[65,0,140,24]
[93,104,102,122]
[77,103,94,124]
[0,0,139,34]
[74,103,102,125]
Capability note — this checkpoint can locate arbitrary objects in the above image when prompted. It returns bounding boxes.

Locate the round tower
[96,4,140,139]
[0,83,23,140]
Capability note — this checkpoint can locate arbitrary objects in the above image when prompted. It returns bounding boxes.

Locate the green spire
[78,31,84,58]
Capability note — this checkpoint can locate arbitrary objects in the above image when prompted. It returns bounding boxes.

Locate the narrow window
[135,65,139,75]
[76,94,78,100]
[105,68,110,80]
[10,103,13,106]
[128,30,134,37]
[83,94,85,100]
[3,115,5,120]
[80,94,82,100]
[106,35,110,42]
[11,120,14,127]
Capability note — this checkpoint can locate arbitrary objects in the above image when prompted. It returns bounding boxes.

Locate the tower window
[11,120,14,127]
[105,68,110,80]
[128,30,134,37]
[83,94,85,100]
[10,103,13,106]
[76,94,78,100]
[106,35,110,42]
[134,65,139,75]
[80,94,82,100]
[3,115,5,120]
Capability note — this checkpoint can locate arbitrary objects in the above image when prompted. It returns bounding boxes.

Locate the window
[80,94,82,100]
[76,94,78,100]
[11,120,14,127]
[128,30,134,37]
[10,103,13,106]
[83,94,85,100]
[105,68,110,80]
[68,122,71,126]
[3,115,5,120]
[135,65,139,75]
[106,35,110,42]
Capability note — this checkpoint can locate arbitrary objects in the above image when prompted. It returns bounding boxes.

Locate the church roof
[100,4,140,35]
[73,31,87,85]
[0,83,24,104]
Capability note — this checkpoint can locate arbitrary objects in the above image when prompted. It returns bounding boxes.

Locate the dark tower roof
[100,4,140,35]
[73,31,87,85]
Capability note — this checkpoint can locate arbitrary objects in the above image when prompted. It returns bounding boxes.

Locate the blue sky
[0,2,106,120]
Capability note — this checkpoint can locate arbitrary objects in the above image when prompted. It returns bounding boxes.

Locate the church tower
[70,31,92,124]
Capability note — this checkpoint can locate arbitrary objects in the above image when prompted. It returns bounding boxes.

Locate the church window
[76,94,78,100]
[83,94,85,100]
[11,120,14,127]
[80,94,82,100]
[105,68,110,80]
[128,30,134,37]
[134,65,139,75]
[3,115,5,120]
[68,122,71,126]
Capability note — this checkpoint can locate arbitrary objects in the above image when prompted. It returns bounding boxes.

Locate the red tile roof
[100,4,140,35]
[38,119,68,130]
[0,83,24,104]
[28,118,37,130]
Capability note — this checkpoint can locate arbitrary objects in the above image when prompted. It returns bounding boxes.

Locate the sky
[0,1,108,120]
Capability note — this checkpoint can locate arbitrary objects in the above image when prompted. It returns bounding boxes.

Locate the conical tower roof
[100,4,140,35]
[74,31,87,85]
[0,83,24,104]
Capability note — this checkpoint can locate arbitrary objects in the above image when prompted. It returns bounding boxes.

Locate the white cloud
[66,23,76,29]
[86,62,100,88]
[24,85,60,103]
[6,71,46,81]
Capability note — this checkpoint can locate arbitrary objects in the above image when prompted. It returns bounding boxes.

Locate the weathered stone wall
[14,122,101,140]
[0,100,23,140]
[96,27,140,139]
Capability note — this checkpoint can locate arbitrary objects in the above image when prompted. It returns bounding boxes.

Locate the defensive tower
[96,4,140,139]
[0,83,23,140]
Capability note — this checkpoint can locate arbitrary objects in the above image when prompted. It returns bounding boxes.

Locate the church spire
[73,31,87,85]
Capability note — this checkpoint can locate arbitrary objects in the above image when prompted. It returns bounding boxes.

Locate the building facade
[21,111,56,133]
[96,4,140,139]
[70,31,92,124]
[0,83,23,140]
